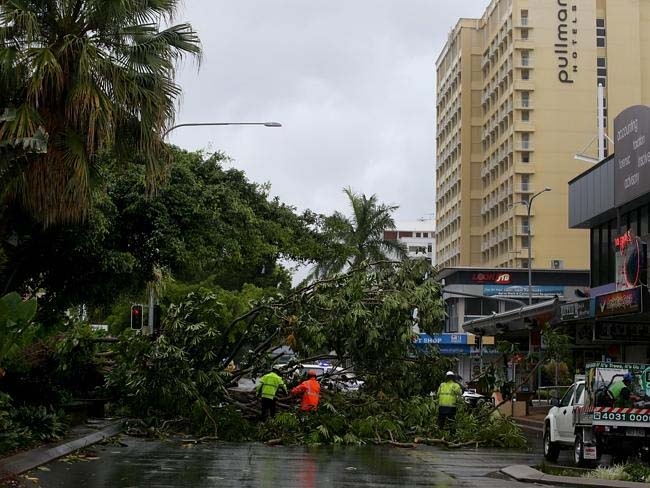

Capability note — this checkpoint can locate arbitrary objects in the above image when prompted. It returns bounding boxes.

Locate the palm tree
[0,0,201,226]
[310,187,407,279]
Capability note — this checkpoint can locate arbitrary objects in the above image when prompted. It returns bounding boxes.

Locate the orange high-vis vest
[291,378,321,411]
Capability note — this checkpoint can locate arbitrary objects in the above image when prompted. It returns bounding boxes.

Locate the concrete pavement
[502,464,647,488]
[0,419,124,477]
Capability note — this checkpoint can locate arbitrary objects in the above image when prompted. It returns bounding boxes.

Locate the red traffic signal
[130,304,143,329]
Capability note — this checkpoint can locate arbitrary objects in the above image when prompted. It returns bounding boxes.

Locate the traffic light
[130,304,143,330]
[152,304,161,334]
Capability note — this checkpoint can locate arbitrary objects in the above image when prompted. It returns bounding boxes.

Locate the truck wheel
[574,433,596,468]
[543,427,560,462]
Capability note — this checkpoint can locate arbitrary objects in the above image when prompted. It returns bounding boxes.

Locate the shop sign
[595,286,642,318]
[614,105,650,207]
[614,230,643,290]
[414,333,468,345]
[483,285,564,297]
[594,322,650,342]
[560,298,593,321]
[471,272,511,284]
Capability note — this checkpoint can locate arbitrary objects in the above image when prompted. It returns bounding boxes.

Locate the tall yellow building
[435,0,650,269]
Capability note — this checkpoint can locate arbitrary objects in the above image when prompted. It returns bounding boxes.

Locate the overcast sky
[170,1,482,223]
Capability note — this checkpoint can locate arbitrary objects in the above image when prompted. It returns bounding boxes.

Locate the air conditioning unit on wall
[550,259,564,270]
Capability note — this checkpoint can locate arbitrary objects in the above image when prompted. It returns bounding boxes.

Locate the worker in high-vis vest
[256,366,288,420]
[437,371,462,432]
[291,370,321,411]
[610,372,639,408]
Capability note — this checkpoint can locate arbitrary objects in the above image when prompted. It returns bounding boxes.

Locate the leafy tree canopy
[0,0,201,226]
[0,148,322,324]
[309,187,407,280]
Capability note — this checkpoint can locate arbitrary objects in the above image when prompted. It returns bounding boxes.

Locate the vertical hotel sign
[614,105,650,207]
[556,0,578,84]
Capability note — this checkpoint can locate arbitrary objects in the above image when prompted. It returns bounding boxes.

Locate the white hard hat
[446,371,455,376]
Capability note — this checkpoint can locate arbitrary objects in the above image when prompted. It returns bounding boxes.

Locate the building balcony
[514,99,533,110]
[514,120,536,132]
[515,57,534,69]
[515,141,534,151]
[513,38,534,49]
[514,79,535,91]
[514,161,536,172]
[515,17,530,28]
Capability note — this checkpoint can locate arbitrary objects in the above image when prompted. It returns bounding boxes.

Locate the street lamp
[162,121,282,138]
[514,187,551,305]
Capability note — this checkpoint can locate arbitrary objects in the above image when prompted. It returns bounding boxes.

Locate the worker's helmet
[308,370,318,378]
[624,372,634,383]
[445,371,456,377]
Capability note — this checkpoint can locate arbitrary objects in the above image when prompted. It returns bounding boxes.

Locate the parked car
[462,388,492,408]
[288,363,364,392]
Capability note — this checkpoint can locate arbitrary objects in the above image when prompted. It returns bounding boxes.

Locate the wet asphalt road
[25,429,567,488]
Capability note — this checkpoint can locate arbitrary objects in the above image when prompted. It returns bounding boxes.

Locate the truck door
[556,383,585,442]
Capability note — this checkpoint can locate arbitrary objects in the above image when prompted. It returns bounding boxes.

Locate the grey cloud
[171,0,481,220]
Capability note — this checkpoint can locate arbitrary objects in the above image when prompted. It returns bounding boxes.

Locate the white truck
[543,362,650,467]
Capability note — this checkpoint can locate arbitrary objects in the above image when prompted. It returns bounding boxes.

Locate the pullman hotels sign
[614,105,650,207]
[556,0,578,84]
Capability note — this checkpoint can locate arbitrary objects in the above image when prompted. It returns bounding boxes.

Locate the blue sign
[483,285,564,297]
[414,333,468,345]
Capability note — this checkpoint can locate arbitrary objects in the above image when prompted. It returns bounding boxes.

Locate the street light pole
[523,187,551,305]
[143,120,282,335]
[162,121,282,138]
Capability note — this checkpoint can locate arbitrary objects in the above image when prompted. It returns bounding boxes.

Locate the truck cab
[543,380,586,462]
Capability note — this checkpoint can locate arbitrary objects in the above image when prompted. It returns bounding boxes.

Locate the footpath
[0,418,124,478]
[1,410,648,487]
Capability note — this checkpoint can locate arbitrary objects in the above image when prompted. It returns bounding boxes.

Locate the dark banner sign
[560,298,593,321]
[594,323,650,342]
[595,286,643,318]
[614,105,650,207]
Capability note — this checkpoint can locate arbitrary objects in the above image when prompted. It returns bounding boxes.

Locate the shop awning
[461,298,562,336]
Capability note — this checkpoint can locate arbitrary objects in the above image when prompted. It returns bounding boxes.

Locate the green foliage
[10,404,67,441]
[106,291,251,430]
[308,186,407,280]
[540,324,573,386]
[453,404,527,448]
[211,405,257,441]
[583,464,629,481]
[0,0,202,226]
[2,321,106,411]
[247,393,526,448]
[0,392,29,453]
[284,259,445,398]
[541,360,572,386]
[0,392,67,454]
[52,322,106,397]
[0,292,38,370]
[623,463,650,482]
[0,148,320,324]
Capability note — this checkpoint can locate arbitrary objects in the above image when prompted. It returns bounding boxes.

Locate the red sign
[471,272,511,284]
[614,231,633,253]
[614,230,641,289]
